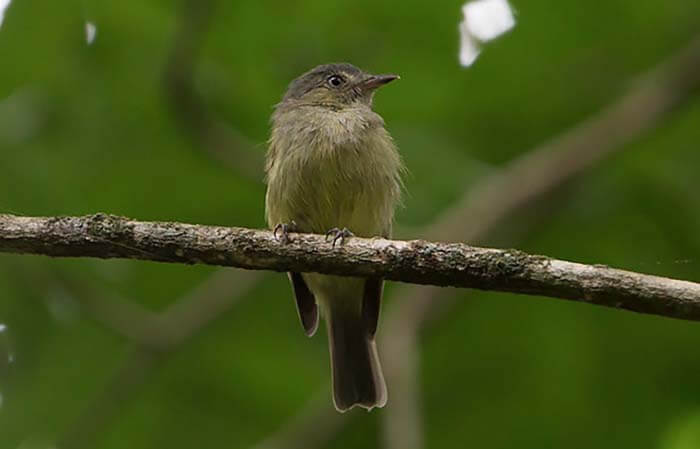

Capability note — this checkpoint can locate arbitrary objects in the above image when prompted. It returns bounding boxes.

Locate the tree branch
[163,0,263,179]
[428,34,700,243]
[2,212,699,321]
[57,267,263,449]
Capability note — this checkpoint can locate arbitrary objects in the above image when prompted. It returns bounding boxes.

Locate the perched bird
[265,63,403,412]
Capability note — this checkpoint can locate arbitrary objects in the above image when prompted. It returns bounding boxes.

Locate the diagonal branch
[1,213,700,322]
[59,266,265,349]
[163,0,263,179]
[57,267,264,448]
[429,34,700,243]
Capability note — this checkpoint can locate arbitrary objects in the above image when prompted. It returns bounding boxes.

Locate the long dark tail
[325,300,387,412]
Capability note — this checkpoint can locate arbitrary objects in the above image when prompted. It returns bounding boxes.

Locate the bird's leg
[273,220,297,244]
[325,227,354,247]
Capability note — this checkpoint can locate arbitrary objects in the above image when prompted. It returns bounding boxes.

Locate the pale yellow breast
[265,105,403,238]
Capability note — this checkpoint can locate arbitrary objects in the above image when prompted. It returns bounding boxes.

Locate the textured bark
[2,213,700,321]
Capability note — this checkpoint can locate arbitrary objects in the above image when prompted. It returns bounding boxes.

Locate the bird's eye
[327,75,345,88]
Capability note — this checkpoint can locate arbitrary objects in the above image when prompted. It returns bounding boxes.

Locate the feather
[288,272,318,336]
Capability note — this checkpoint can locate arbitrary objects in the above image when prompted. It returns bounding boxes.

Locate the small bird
[265,63,403,412]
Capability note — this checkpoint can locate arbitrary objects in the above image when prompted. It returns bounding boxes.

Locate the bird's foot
[325,227,354,247]
[273,221,297,244]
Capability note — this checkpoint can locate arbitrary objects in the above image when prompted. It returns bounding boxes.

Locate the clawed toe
[273,221,297,244]
[325,227,354,247]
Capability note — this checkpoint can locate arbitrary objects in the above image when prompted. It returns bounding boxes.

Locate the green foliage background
[1,0,700,448]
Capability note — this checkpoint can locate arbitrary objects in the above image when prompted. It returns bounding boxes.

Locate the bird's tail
[325,299,387,412]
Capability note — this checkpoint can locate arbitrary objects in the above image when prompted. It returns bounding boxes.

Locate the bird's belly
[298,162,384,235]
[272,145,392,238]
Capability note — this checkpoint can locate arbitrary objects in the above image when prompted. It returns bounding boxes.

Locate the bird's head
[280,63,399,110]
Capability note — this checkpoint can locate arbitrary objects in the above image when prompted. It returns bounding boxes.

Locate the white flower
[459,0,516,67]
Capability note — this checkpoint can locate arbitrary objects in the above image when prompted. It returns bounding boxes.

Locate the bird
[264,63,404,412]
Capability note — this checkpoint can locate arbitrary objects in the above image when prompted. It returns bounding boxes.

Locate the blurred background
[1,0,700,448]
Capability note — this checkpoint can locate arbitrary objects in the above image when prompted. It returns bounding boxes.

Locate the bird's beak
[360,74,400,91]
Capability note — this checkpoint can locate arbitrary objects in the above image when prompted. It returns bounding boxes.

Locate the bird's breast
[266,108,402,237]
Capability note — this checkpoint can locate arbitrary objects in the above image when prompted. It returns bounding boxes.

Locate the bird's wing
[288,272,319,336]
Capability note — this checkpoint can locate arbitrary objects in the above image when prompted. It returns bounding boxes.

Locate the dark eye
[327,75,345,88]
